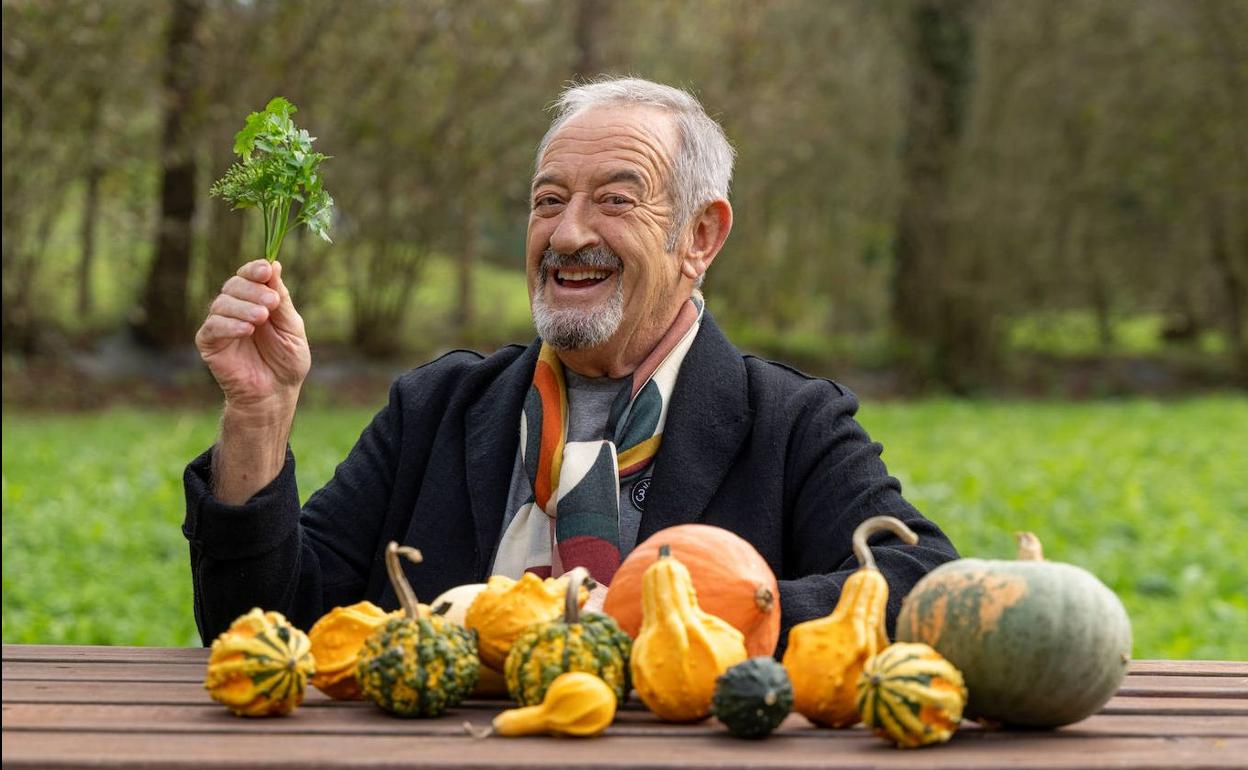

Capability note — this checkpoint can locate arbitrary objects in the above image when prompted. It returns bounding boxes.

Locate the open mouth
[552,267,613,289]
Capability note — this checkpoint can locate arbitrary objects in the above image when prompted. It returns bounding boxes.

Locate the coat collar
[465,339,541,580]
[637,313,753,541]
[463,313,753,577]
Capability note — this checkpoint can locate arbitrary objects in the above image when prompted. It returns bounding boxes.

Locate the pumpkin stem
[852,516,919,571]
[564,567,591,624]
[754,585,775,613]
[384,541,425,619]
[1015,532,1044,561]
[658,544,671,560]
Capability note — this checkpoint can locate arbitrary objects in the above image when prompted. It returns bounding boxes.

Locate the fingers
[262,260,304,330]
[210,293,270,324]
[236,259,273,282]
[220,275,280,309]
[195,313,255,354]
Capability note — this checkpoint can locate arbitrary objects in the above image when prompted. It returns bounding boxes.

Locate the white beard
[531,274,624,350]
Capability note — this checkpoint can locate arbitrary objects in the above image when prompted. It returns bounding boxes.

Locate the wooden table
[3,645,1246,769]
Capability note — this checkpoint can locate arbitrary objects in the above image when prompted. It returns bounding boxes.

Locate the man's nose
[549,196,600,255]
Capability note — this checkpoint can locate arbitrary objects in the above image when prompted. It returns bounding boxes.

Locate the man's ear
[680,199,733,281]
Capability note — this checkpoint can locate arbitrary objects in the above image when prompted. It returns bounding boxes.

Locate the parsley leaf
[209,97,333,263]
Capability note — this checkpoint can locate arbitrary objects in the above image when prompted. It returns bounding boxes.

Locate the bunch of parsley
[210,97,333,262]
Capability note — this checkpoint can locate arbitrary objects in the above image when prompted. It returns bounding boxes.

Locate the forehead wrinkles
[537,116,677,193]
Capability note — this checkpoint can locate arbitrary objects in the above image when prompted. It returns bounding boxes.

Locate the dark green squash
[710,657,794,738]
[356,542,480,717]
[504,567,632,706]
[896,532,1132,727]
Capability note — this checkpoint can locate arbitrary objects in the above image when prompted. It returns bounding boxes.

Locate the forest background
[3,0,1245,659]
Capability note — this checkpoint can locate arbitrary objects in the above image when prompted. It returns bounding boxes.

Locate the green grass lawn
[3,396,1245,657]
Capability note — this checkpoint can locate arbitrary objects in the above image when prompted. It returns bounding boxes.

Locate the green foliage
[1007,311,1228,357]
[209,97,333,262]
[855,396,1248,660]
[3,397,1245,657]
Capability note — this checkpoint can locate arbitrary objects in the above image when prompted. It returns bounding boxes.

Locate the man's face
[527,105,684,351]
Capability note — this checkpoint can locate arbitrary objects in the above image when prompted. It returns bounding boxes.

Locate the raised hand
[196,259,310,412]
[196,259,310,504]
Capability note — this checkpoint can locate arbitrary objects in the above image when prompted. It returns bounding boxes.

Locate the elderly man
[184,78,957,647]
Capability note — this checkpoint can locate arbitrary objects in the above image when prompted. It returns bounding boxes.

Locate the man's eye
[604,195,631,206]
[534,195,562,209]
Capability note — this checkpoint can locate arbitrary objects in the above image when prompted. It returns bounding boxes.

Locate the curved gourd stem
[463,720,493,739]
[1015,531,1044,561]
[564,567,590,624]
[852,516,919,571]
[384,540,425,619]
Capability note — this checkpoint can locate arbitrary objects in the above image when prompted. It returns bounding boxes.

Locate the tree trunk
[1208,204,1247,376]
[77,86,105,319]
[572,0,607,80]
[134,0,203,349]
[891,0,982,391]
[454,206,477,345]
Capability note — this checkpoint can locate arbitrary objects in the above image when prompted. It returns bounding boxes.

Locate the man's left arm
[778,379,958,648]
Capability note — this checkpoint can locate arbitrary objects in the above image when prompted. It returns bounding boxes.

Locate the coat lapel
[464,339,541,580]
[638,314,753,541]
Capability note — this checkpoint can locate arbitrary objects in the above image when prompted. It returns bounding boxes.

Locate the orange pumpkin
[603,524,780,657]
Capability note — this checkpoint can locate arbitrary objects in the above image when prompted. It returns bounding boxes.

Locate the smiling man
[184,78,957,648]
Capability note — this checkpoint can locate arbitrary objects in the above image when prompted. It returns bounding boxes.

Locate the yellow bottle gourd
[464,572,588,671]
[204,608,315,717]
[631,545,748,722]
[782,516,919,728]
[307,601,403,700]
[491,672,617,737]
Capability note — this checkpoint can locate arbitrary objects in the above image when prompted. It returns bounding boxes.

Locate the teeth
[557,269,609,282]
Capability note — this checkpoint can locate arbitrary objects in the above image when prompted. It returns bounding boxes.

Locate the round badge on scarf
[631,478,651,511]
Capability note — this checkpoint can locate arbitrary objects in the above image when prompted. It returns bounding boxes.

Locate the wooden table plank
[7,646,1244,676]
[8,680,1247,717]
[3,660,207,682]
[1127,659,1248,677]
[7,659,1246,700]
[1111,675,1248,699]
[3,731,1245,769]
[5,659,1239,691]
[2,645,208,664]
[5,646,1247,769]
[5,702,1248,739]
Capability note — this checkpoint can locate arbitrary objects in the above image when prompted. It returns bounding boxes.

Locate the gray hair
[536,77,735,251]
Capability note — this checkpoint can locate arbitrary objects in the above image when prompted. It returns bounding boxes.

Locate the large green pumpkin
[356,543,480,717]
[896,532,1132,727]
[504,567,632,706]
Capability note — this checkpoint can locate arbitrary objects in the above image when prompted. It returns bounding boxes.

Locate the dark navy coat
[183,314,958,649]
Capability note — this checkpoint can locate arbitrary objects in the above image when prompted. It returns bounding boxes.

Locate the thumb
[265,260,302,328]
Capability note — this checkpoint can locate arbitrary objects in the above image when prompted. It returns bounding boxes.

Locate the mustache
[540,245,623,276]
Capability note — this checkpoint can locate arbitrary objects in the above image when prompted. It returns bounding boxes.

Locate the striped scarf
[492,294,704,586]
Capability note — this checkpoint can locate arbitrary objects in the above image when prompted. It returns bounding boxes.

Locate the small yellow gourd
[857,642,967,748]
[464,572,588,671]
[782,516,918,728]
[630,545,748,722]
[491,672,617,737]
[204,608,315,717]
[307,601,403,699]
